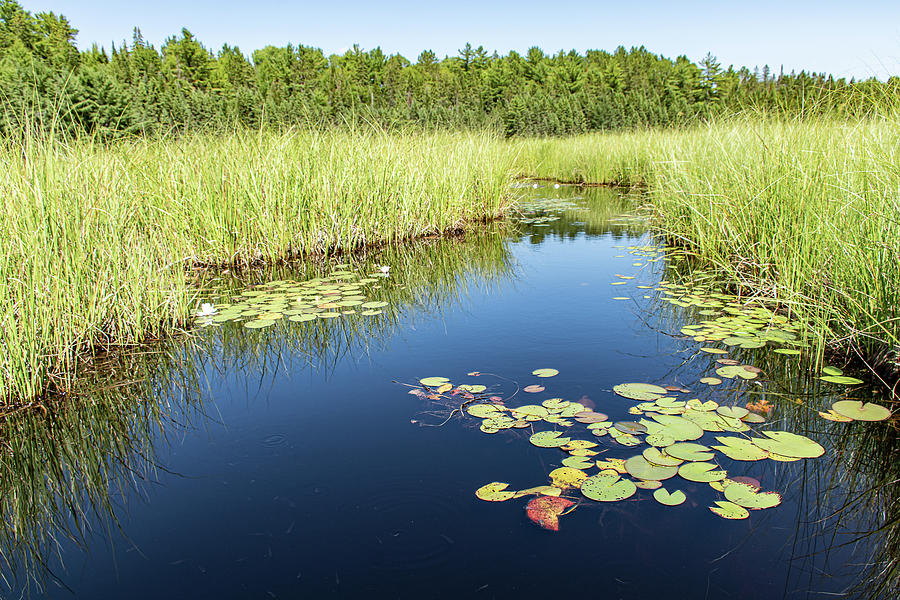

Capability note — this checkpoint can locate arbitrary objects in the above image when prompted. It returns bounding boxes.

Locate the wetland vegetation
[1,1,899,597]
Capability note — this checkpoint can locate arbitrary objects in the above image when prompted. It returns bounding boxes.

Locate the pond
[3,186,897,599]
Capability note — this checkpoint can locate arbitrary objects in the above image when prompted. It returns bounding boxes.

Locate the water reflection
[0,185,896,599]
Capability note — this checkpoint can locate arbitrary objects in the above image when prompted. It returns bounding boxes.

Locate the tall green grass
[0,128,516,403]
[515,116,900,368]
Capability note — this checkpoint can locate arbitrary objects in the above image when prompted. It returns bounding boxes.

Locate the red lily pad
[525,496,575,531]
[523,385,545,393]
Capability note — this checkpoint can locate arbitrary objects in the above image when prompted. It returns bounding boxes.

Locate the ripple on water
[262,433,288,448]
[357,478,464,572]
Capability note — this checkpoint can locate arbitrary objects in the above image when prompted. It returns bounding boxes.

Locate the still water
[5,186,896,599]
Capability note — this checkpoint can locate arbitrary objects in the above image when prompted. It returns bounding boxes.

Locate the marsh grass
[516,116,900,371]
[0,128,516,403]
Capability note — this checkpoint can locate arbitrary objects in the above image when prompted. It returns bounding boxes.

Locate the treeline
[1,0,897,137]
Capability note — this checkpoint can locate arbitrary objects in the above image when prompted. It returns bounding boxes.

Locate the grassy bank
[0,128,516,403]
[515,117,900,371]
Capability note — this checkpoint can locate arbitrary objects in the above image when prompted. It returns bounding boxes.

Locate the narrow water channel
[3,186,896,599]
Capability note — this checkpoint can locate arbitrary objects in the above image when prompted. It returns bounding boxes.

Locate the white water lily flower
[379,265,390,274]
[197,302,217,316]
[553,183,561,189]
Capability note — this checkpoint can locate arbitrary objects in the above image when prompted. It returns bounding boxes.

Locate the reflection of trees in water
[0,226,515,594]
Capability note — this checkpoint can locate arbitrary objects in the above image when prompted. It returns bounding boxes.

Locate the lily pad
[420,377,450,387]
[717,406,749,420]
[712,436,769,461]
[653,488,687,506]
[562,456,595,469]
[523,385,545,393]
[819,409,854,422]
[710,501,750,520]
[475,482,515,502]
[532,368,559,378]
[614,421,648,435]
[643,447,683,467]
[700,377,723,386]
[530,431,571,448]
[665,442,714,462]
[512,405,549,418]
[244,319,275,329]
[723,482,782,509]
[625,455,678,481]
[466,404,503,418]
[751,431,824,459]
[831,400,891,422]
[361,301,389,309]
[581,471,637,502]
[613,383,667,401]
[549,467,588,489]
[526,496,575,531]
[645,433,676,447]
[649,414,704,441]
[821,375,865,385]
[679,462,727,482]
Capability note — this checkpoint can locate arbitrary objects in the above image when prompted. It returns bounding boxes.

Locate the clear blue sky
[21,0,900,79]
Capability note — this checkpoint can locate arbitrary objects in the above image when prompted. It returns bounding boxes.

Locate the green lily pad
[649,414,704,441]
[244,319,275,329]
[614,421,648,435]
[643,447,683,467]
[562,456,595,469]
[716,365,758,380]
[678,462,727,482]
[820,375,865,385]
[288,314,316,322]
[361,301,389,309]
[420,377,450,387]
[751,431,825,459]
[532,368,559,378]
[466,404,503,418]
[645,433,676,447]
[530,431,571,448]
[700,377,723,386]
[513,405,549,418]
[712,436,769,461]
[723,482,782,509]
[717,406,749,420]
[361,310,384,316]
[773,348,801,355]
[625,455,678,481]
[709,500,749,520]
[831,400,891,421]
[653,488,687,506]
[613,383,667,401]
[665,442,714,462]
[581,471,637,502]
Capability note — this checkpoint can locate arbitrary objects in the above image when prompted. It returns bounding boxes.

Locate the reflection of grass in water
[641,265,900,598]
[1,128,515,404]
[509,186,648,241]
[0,225,514,592]
[514,117,900,370]
[193,224,514,379]
[0,345,205,594]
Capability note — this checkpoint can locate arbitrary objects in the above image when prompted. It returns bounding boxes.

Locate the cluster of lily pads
[193,265,389,329]
[605,251,892,422]
[514,197,584,226]
[411,368,834,530]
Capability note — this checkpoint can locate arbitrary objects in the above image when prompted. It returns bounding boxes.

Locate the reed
[515,115,900,368]
[0,127,516,403]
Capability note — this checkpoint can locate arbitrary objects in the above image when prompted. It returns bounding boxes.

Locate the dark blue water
[18,187,890,599]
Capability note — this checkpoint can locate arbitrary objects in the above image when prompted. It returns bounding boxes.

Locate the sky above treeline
[21,0,900,80]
